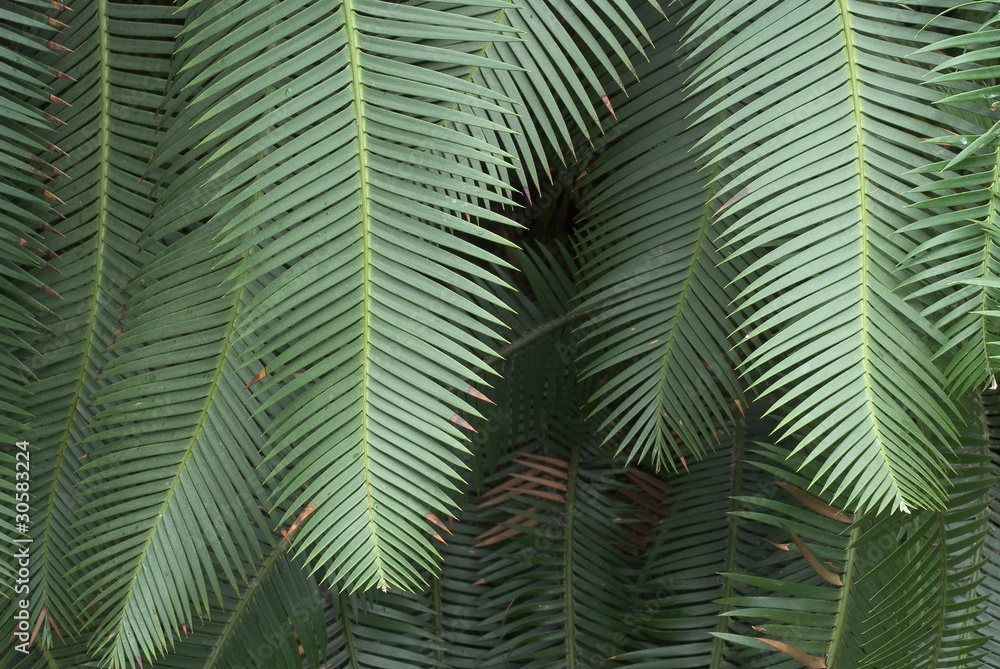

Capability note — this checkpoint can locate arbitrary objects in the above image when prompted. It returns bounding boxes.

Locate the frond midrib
[43,0,110,630]
[655,151,725,446]
[835,0,902,510]
[342,0,384,590]
[710,413,745,669]
[978,144,1000,387]
[827,523,863,664]
[203,538,286,669]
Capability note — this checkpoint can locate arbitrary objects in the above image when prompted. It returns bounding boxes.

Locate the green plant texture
[4,0,1000,667]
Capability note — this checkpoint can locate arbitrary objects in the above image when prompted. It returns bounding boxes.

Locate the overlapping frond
[684,0,982,512]
[578,4,744,471]
[903,11,1000,394]
[148,543,327,669]
[0,0,51,453]
[464,243,591,476]
[615,413,785,668]
[423,0,658,189]
[853,450,992,668]
[0,0,58,600]
[715,439,993,669]
[15,0,176,648]
[159,0,525,596]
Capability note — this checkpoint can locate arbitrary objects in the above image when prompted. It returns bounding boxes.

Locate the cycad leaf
[685,0,976,512]
[903,11,1000,395]
[0,0,57,600]
[615,412,781,668]
[578,3,744,471]
[17,0,175,646]
[147,536,327,669]
[166,0,523,594]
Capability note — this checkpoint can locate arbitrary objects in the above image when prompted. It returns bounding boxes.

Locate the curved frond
[471,0,656,187]
[159,0,524,595]
[18,0,176,646]
[717,439,992,669]
[150,544,327,669]
[685,0,978,512]
[578,4,744,470]
[473,438,659,665]
[903,11,1000,395]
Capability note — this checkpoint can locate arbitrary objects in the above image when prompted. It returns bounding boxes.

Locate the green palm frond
[16,0,177,646]
[0,1,59,599]
[903,12,1000,394]
[853,450,992,668]
[0,2,50,446]
[616,412,789,668]
[577,4,744,471]
[473,439,659,666]
[149,541,327,669]
[154,0,525,596]
[414,0,657,190]
[713,443,875,668]
[72,226,277,669]
[976,391,1000,666]
[466,243,590,477]
[684,0,981,513]
[469,0,655,188]
[715,439,993,669]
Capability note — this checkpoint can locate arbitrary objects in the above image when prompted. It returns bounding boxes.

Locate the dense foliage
[4,0,1000,667]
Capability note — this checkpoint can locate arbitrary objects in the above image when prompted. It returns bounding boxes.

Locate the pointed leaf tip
[467,386,495,404]
[42,189,65,204]
[46,40,73,53]
[790,532,843,586]
[713,185,751,217]
[424,512,453,535]
[450,414,477,432]
[243,367,266,391]
[601,95,617,120]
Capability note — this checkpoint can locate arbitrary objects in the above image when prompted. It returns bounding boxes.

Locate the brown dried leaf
[776,482,852,524]
[756,638,826,668]
[790,532,843,586]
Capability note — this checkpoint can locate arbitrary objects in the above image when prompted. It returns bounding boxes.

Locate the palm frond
[716,437,993,669]
[466,242,591,479]
[684,0,981,512]
[17,0,176,647]
[472,436,659,665]
[153,0,525,596]
[903,10,1000,395]
[0,1,58,601]
[148,538,327,669]
[614,412,784,668]
[577,3,744,471]
[851,445,992,668]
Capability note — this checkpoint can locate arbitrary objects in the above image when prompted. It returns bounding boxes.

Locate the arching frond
[16,0,177,647]
[148,545,327,669]
[149,0,524,596]
[578,3,744,471]
[716,440,993,669]
[903,11,1000,395]
[685,0,979,512]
